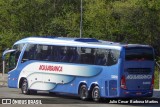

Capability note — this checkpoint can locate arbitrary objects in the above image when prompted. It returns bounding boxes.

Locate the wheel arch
[78,81,87,94]
[89,82,99,91]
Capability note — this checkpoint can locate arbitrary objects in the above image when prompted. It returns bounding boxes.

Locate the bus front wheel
[21,79,30,95]
[92,86,100,102]
[79,85,89,100]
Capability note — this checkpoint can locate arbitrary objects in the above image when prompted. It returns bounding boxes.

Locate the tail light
[121,75,127,89]
[150,75,154,89]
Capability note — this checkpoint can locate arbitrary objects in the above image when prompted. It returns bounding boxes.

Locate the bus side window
[56,46,81,64]
[60,47,70,62]
[29,45,37,60]
[22,44,37,62]
[35,45,42,60]
[107,49,120,66]
[80,48,95,65]
[107,50,114,66]
[35,45,52,61]
[69,47,79,63]
[46,46,54,61]
[57,46,77,63]
[40,45,49,61]
[53,46,60,62]
[95,49,108,66]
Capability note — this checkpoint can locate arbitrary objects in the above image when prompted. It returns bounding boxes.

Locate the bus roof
[14,36,151,49]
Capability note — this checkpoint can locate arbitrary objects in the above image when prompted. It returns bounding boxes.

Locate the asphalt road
[0,86,160,107]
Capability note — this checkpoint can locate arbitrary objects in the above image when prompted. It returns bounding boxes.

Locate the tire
[92,86,100,102]
[21,79,30,95]
[79,85,89,100]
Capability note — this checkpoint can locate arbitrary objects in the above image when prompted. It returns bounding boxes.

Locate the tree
[0,0,160,58]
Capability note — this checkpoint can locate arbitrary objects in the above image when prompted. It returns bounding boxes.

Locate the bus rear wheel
[21,79,30,95]
[79,85,89,100]
[92,86,100,102]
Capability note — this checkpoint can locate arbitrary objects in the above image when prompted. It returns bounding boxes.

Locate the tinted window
[22,45,75,62]
[78,47,96,64]
[95,49,120,66]
[58,46,78,63]
[107,49,120,65]
[125,47,154,61]
[8,44,24,70]
[9,52,17,70]
[22,44,120,66]
[36,45,52,61]
[22,44,37,62]
[95,49,109,65]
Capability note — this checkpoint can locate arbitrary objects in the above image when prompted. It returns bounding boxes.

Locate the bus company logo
[126,75,152,80]
[2,99,11,104]
[39,65,63,72]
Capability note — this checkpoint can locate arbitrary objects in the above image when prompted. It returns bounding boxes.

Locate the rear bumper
[119,89,153,98]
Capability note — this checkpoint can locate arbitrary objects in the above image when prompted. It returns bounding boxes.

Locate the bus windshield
[125,47,154,61]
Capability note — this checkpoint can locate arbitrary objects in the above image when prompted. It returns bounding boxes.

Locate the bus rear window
[125,47,154,61]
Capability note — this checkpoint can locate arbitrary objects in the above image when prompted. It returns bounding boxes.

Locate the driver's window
[8,44,24,70]
[8,51,17,70]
